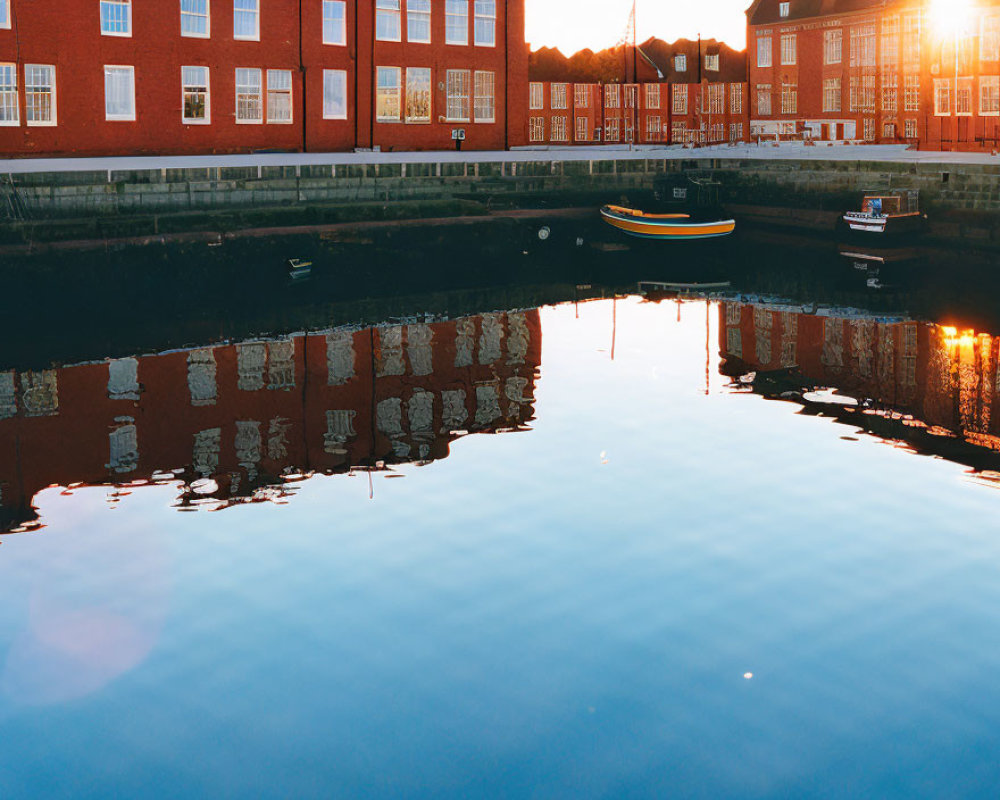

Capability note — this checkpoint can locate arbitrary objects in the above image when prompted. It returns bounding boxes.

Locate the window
[982,76,1000,115]
[863,117,875,141]
[235,67,262,122]
[24,65,56,126]
[850,24,876,67]
[646,115,661,140]
[181,0,210,37]
[575,85,590,108]
[982,16,1000,61]
[407,0,430,43]
[446,69,470,120]
[757,37,772,68]
[529,116,544,142]
[756,84,771,116]
[323,0,346,45]
[729,83,742,114]
[529,82,543,110]
[904,75,920,112]
[100,0,131,36]
[605,119,620,142]
[780,34,796,65]
[0,63,18,125]
[729,122,744,141]
[474,0,495,47]
[403,67,431,122]
[823,78,841,113]
[779,2,789,17]
[881,16,899,67]
[882,77,897,113]
[182,65,209,123]
[903,15,921,64]
[625,85,637,108]
[672,85,687,115]
[934,79,951,116]
[780,84,796,115]
[824,29,842,64]
[551,83,567,109]
[707,83,724,115]
[323,69,347,119]
[604,84,620,109]
[474,71,494,122]
[957,78,973,116]
[645,84,660,109]
[0,0,8,29]
[376,66,401,121]
[705,54,719,72]
[376,0,400,41]
[104,66,135,121]
[267,69,292,123]
[674,54,687,72]
[234,0,259,40]
[904,118,917,139]
[575,116,590,141]
[446,0,468,45]
[550,116,567,142]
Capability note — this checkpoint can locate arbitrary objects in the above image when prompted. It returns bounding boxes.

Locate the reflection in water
[717,298,1000,472]
[0,310,541,534]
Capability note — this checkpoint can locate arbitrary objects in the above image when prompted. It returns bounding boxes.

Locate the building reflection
[718,299,1000,468]
[0,310,542,533]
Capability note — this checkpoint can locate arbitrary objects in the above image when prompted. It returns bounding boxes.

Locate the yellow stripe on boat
[600,208,735,240]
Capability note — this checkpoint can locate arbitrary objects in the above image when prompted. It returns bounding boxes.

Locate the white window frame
[981,76,1000,116]
[406,0,431,43]
[604,83,620,109]
[473,70,494,123]
[180,0,210,38]
[672,85,687,115]
[376,65,402,122]
[266,69,293,124]
[757,37,772,68]
[824,29,842,65]
[474,0,495,47]
[233,0,259,41]
[528,116,544,142]
[904,118,917,139]
[956,77,973,117]
[674,54,686,72]
[575,116,588,141]
[235,67,263,123]
[24,64,56,126]
[575,84,590,108]
[375,0,401,42]
[323,0,347,46]
[181,65,210,124]
[779,2,789,17]
[445,0,468,45]
[445,68,470,122]
[705,54,719,72]
[323,69,348,120]
[0,0,9,30]
[982,15,1000,62]
[0,63,19,126]
[529,82,543,110]
[405,66,431,123]
[551,82,568,110]
[780,34,796,66]
[550,115,568,142]
[822,77,841,113]
[729,83,742,115]
[904,75,920,112]
[100,0,132,37]
[645,84,660,109]
[934,79,951,116]
[104,65,136,121]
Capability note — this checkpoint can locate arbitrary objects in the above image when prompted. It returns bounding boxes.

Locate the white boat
[842,190,925,237]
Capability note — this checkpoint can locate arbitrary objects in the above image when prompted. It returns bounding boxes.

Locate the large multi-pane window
[575,116,589,141]
[474,0,495,46]
[982,76,1000,115]
[0,63,18,125]
[550,116,568,142]
[672,85,687,115]
[646,115,661,140]
[407,0,431,43]
[528,117,544,142]
[405,67,431,122]
[104,65,135,121]
[934,79,951,116]
[850,24,876,67]
[323,1,346,45]
[181,0,210,37]
[757,36,772,68]
[182,65,210,123]
[323,69,347,119]
[575,85,590,108]
[551,83,567,110]
[780,34,796,65]
[375,0,400,41]
[25,65,56,125]
[446,69,470,121]
[604,84,620,108]
[234,0,259,40]
[100,0,132,36]
[823,78,841,113]
[957,78,973,116]
[376,66,401,120]
[904,118,917,139]
[235,67,263,122]
[729,83,742,114]
[982,16,1000,61]
[706,83,724,115]
[529,82,543,110]
[267,69,292,123]
[474,70,494,122]
[824,29,842,64]
[780,84,796,115]
[882,75,898,113]
[645,84,660,109]
[904,75,920,112]
[756,84,771,115]
[605,119,620,142]
[881,16,899,66]
[445,0,468,45]
[903,15,921,64]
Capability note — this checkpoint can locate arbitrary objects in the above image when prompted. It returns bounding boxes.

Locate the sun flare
[930,0,974,38]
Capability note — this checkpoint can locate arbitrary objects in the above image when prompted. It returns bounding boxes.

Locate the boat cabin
[859,190,920,219]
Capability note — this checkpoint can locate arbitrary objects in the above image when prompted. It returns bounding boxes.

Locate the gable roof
[747,0,884,26]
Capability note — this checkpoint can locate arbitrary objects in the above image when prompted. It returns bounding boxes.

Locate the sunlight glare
[930,0,973,38]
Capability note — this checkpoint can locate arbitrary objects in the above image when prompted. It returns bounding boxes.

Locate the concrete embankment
[4,153,1000,247]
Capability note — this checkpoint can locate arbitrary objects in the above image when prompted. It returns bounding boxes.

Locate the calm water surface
[2,278,1000,796]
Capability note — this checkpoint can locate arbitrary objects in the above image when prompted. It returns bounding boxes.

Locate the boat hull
[600,208,736,240]
[842,212,924,236]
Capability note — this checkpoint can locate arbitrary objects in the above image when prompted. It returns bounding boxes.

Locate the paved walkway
[2,143,999,175]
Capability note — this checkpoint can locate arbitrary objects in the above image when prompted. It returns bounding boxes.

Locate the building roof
[746,0,884,26]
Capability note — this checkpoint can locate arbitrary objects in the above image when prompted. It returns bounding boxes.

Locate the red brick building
[0,0,528,157]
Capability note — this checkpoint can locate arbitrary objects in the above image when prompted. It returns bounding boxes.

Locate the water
[3,224,1000,798]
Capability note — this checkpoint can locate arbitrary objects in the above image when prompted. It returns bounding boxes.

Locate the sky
[525,0,750,54]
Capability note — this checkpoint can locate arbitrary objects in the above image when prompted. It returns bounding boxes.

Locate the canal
[2,217,1000,798]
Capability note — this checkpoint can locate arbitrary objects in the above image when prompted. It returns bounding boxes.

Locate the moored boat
[600,205,736,240]
[842,190,925,237]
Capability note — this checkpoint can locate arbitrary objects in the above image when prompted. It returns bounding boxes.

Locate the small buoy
[538,226,551,241]
[576,237,584,247]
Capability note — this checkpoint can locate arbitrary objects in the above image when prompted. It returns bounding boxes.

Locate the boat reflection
[0,310,541,533]
[718,299,1000,472]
